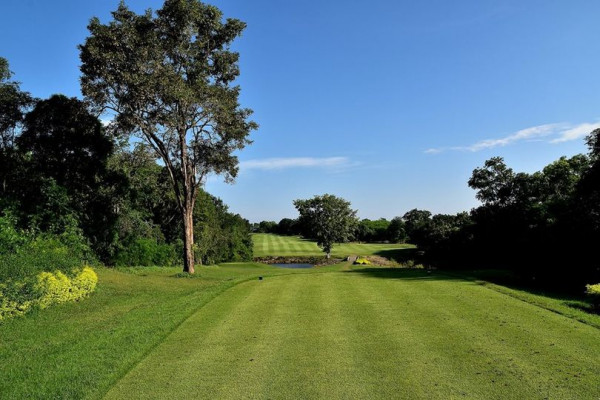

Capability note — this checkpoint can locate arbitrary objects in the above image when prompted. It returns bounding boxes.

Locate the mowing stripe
[105,272,600,399]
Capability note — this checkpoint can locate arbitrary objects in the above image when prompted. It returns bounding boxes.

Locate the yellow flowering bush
[354,257,371,265]
[0,266,97,321]
[586,283,600,309]
[586,283,600,296]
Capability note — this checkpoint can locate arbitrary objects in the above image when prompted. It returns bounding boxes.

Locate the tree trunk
[182,206,195,274]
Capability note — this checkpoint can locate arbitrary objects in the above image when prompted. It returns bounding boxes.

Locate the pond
[272,263,314,269]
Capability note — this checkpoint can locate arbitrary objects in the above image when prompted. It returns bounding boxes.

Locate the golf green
[105,270,599,399]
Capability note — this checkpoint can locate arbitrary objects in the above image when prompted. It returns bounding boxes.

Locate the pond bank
[253,256,343,267]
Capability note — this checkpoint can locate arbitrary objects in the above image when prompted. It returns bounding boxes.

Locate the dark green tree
[294,194,358,258]
[0,57,34,199]
[79,0,257,273]
[276,218,298,235]
[17,94,119,258]
[386,216,406,243]
[468,157,516,207]
[402,209,432,243]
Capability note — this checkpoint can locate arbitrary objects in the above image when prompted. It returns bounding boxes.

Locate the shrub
[0,237,87,282]
[0,266,97,321]
[585,283,600,310]
[0,212,29,254]
[114,238,179,267]
[354,257,371,265]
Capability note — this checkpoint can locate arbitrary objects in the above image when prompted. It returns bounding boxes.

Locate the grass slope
[252,233,413,258]
[0,263,309,400]
[106,269,600,400]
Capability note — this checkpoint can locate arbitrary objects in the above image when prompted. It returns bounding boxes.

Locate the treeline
[256,130,600,290]
[255,215,407,243]
[0,58,252,267]
[406,132,600,290]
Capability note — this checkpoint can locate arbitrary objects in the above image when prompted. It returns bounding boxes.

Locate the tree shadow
[346,267,462,281]
[374,248,420,263]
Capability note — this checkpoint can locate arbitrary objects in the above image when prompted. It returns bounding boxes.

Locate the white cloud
[550,122,600,143]
[461,123,562,152]
[100,118,112,127]
[426,121,599,154]
[240,157,350,170]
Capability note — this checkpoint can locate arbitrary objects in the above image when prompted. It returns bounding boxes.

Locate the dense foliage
[402,131,600,291]
[0,57,253,273]
[79,0,257,273]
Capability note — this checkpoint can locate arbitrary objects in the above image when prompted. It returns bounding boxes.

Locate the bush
[0,237,89,282]
[585,283,600,310]
[0,212,29,254]
[0,266,97,321]
[114,238,179,267]
[354,257,371,265]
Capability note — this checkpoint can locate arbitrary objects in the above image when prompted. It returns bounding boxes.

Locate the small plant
[354,257,371,265]
[585,283,600,310]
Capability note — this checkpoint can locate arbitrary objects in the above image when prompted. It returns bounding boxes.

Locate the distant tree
[402,209,432,243]
[256,221,277,233]
[386,217,407,243]
[294,194,358,258]
[276,218,298,235]
[80,0,257,273]
[355,218,391,242]
[468,157,516,207]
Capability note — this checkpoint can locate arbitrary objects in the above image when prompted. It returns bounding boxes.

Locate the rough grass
[106,268,600,399]
[252,233,414,258]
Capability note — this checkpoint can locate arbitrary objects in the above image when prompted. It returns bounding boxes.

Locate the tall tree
[79,0,257,273]
[294,194,358,258]
[0,57,33,198]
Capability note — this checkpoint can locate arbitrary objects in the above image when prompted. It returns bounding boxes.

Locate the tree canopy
[294,194,358,258]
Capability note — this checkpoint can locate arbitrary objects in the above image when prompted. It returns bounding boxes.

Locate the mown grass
[252,233,413,258]
[105,268,600,399]
[2,261,599,399]
[0,263,308,400]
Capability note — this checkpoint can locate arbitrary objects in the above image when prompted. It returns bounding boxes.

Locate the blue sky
[2,0,599,222]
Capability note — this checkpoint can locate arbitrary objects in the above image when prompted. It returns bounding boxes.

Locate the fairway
[105,269,600,399]
[252,233,413,258]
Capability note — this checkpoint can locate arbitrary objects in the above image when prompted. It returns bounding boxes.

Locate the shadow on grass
[461,269,598,311]
[346,267,462,281]
[374,248,419,263]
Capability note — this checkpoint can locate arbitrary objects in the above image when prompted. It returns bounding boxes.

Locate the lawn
[106,268,599,399]
[252,233,414,258]
[2,263,599,399]
[0,263,310,400]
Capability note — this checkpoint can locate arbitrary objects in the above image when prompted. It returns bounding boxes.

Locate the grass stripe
[105,271,600,399]
[252,233,412,258]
